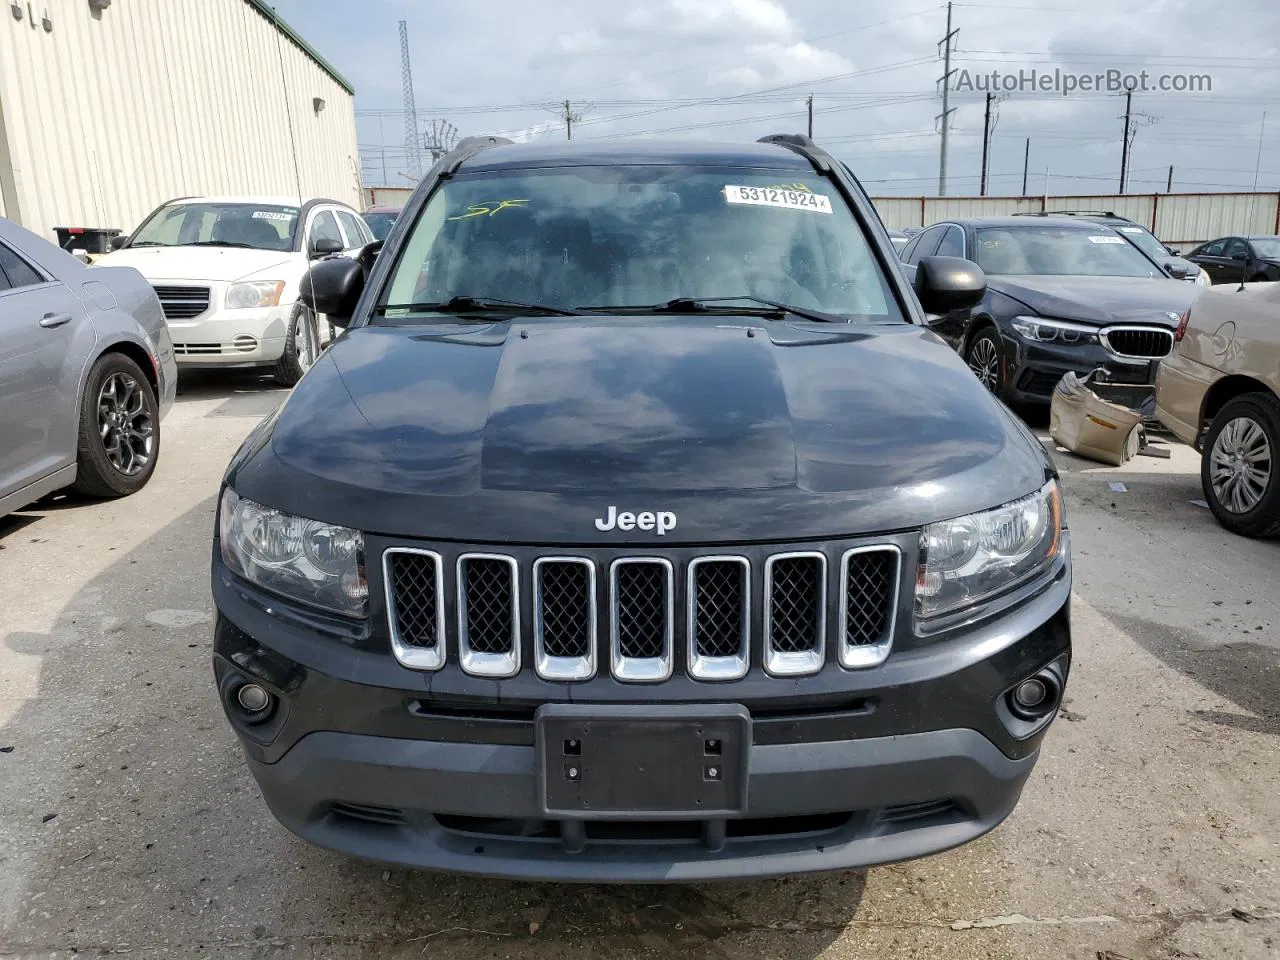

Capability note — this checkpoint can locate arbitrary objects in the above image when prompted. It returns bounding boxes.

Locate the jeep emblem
[594,505,677,535]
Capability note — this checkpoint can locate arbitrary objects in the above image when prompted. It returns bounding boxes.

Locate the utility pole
[936,1,959,196]
[378,114,388,184]
[564,100,574,140]
[1022,137,1031,195]
[807,95,814,138]
[980,92,993,196]
[1167,165,1174,193]
[1119,89,1133,194]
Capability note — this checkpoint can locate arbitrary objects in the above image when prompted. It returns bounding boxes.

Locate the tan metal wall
[0,0,360,239]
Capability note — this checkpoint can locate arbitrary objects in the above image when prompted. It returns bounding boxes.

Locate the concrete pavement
[1,374,1276,959]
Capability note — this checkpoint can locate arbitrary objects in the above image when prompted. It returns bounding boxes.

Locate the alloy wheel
[1209,416,1272,514]
[296,307,319,373]
[98,372,154,477]
[967,337,1000,393]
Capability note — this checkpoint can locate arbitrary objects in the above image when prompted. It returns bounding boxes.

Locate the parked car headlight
[218,488,367,617]
[226,281,285,309]
[916,480,1064,620]
[1010,316,1099,345]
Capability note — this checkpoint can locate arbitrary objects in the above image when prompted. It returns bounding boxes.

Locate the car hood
[228,318,1053,544]
[987,275,1201,327]
[94,246,295,282]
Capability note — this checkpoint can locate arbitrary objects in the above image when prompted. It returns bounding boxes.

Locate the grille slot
[172,342,222,356]
[331,802,407,826]
[383,549,445,671]
[687,557,749,680]
[152,284,210,320]
[610,559,673,682]
[457,554,520,677]
[533,558,597,681]
[1102,326,1174,359]
[839,547,900,668]
[764,553,826,676]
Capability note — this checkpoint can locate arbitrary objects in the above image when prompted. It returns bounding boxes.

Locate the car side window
[1200,239,1226,256]
[0,241,46,289]
[905,226,945,265]
[1224,238,1248,259]
[934,226,965,259]
[899,233,923,262]
[336,211,367,248]
[308,210,344,249]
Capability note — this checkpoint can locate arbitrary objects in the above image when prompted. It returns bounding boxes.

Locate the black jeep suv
[211,135,1071,882]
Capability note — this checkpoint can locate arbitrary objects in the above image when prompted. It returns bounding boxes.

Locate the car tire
[965,327,1004,396]
[273,303,321,387]
[72,352,160,499]
[1201,392,1280,538]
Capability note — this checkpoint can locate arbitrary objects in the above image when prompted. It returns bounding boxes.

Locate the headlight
[916,480,1064,620]
[1193,270,1211,287]
[218,488,367,617]
[226,281,285,309]
[1010,316,1099,346]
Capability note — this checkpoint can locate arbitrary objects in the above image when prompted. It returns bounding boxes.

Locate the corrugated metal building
[0,0,359,239]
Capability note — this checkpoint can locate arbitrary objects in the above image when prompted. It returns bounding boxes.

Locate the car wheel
[273,303,321,387]
[965,328,1004,395]
[1201,392,1280,538]
[72,353,160,499]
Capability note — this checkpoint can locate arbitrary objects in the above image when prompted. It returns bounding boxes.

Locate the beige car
[1156,282,1280,537]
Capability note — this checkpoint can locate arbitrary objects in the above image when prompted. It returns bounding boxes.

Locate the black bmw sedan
[900,217,1202,405]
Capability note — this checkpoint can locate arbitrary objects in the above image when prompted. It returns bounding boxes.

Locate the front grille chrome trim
[456,553,520,679]
[687,556,750,681]
[383,548,445,672]
[1100,324,1175,360]
[532,557,597,682]
[609,557,674,683]
[838,545,902,669]
[763,551,827,677]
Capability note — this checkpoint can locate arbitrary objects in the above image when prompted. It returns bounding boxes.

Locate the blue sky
[272,0,1280,196]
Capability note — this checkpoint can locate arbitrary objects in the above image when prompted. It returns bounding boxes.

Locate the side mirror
[914,256,987,315]
[1164,262,1191,279]
[310,237,344,259]
[300,256,364,327]
[1231,251,1249,261]
[1165,244,1179,256]
[110,235,128,251]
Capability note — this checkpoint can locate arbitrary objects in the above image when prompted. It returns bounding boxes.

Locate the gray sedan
[0,216,177,517]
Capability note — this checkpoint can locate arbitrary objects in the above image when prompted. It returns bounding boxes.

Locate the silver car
[0,216,177,517]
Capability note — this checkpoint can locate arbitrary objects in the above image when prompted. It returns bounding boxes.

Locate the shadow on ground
[0,497,865,959]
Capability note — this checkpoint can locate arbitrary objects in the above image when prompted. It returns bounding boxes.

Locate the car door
[0,238,93,499]
[335,209,371,254]
[1192,238,1229,283]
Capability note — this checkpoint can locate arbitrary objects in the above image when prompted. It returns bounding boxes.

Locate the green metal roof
[244,1,355,96]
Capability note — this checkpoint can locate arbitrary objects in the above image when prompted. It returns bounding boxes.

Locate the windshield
[130,202,300,251]
[364,211,399,241]
[1113,224,1170,261]
[973,226,1162,278]
[379,165,903,322]
[1250,238,1280,258]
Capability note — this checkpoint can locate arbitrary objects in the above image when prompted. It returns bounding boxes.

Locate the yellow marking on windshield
[447,199,531,221]
[765,183,813,193]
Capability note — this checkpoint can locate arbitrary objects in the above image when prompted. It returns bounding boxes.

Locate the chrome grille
[152,284,210,320]
[610,559,673,682]
[688,558,749,680]
[1102,326,1174,359]
[534,558,596,681]
[839,547,901,668]
[383,549,444,671]
[457,554,519,677]
[764,553,826,676]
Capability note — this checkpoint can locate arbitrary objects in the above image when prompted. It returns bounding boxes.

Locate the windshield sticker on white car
[252,211,295,221]
[1087,235,1126,244]
[724,185,833,214]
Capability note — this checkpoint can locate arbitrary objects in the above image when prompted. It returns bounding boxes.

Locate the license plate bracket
[536,703,751,819]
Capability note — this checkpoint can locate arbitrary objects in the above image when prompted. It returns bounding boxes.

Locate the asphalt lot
[1,372,1277,960]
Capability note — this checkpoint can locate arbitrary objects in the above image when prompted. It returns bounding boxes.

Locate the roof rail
[757,134,832,172]
[438,135,515,176]
[1013,209,1128,220]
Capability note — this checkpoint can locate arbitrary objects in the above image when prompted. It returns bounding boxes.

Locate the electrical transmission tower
[399,21,423,180]
[424,120,459,163]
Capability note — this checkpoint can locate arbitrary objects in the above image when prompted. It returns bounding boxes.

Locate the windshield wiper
[185,240,257,249]
[582,296,847,323]
[374,295,583,318]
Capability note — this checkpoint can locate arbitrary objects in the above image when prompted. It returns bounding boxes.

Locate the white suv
[97,197,372,385]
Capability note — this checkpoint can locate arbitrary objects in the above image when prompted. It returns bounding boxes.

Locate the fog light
[1007,669,1061,722]
[236,683,271,714]
[1014,678,1049,709]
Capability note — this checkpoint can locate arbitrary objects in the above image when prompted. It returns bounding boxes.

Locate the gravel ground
[1,372,1276,959]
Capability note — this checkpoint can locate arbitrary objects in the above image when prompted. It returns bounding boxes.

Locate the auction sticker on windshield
[1087,235,1126,244]
[724,185,832,214]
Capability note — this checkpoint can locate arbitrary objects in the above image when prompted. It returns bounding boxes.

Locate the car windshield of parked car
[364,211,399,241]
[973,226,1162,278]
[130,202,300,251]
[1113,224,1171,261]
[379,166,903,322]
[1249,238,1280,258]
